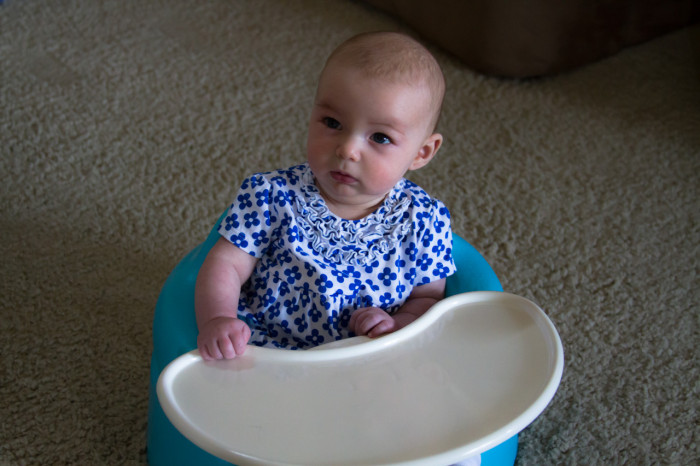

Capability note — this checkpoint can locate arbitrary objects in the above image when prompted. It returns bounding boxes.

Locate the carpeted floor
[1,1,698,464]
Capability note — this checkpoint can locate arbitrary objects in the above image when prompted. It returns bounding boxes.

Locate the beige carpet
[1,1,698,464]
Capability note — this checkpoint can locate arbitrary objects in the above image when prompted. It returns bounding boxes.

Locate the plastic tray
[157,291,563,465]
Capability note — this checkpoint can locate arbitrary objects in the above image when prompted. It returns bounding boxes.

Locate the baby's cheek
[367,163,401,192]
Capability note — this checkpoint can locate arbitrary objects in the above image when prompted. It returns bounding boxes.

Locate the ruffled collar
[293,164,412,265]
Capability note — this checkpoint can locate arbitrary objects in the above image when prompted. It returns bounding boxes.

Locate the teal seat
[147,213,517,465]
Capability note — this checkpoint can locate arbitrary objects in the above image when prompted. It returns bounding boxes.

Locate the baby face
[306,61,441,220]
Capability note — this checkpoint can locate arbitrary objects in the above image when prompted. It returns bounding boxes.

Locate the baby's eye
[370,133,392,145]
[322,117,341,130]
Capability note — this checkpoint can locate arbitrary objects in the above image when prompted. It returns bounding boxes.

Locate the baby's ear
[409,133,443,171]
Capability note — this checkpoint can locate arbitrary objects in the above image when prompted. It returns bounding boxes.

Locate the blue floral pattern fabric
[218,163,456,350]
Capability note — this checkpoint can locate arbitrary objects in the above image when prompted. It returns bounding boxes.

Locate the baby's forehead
[324,58,430,90]
[328,42,437,83]
[324,58,441,111]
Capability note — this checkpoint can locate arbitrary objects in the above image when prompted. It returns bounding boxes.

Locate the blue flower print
[432,239,446,256]
[433,217,446,234]
[339,308,353,329]
[278,280,290,297]
[260,288,275,307]
[283,296,300,315]
[403,267,417,283]
[395,257,407,269]
[254,309,266,322]
[268,302,282,319]
[297,282,313,308]
[244,211,260,228]
[303,261,316,277]
[224,213,240,231]
[276,250,293,265]
[270,175,288,188]
[256,260,272,275]
[249,175,265,189]
[418,194,432,208]
[252,230,268,247]
[434,262,449,278]
[315,274,333,293]
[294,315,308,333]
[405,242,418,261]
[364,259,380,274]
[379,292,394,306]
[230,232,248,249]
[323,310,340,335]
[284,266,302,284]
[358,295,374,308]
[364,279,380,292]
[396,283,406,299]
[267,332,283,349]
[378,267,397,286]
[331,268,347,283]
[305,329,325,346]
[417,253,434,272]
[422,230,435,248]
[274,190,290,207]
[237,193,252,209]
[255,189,270,207]
[442,246,453,263]
[348,278,363,294]
[416,210,431,223]
[287,225,299,243]
[252,275,267,291]
[278,320,292,334]
[285,169,300,186]
[271,270,282,284]
[333,266,360,285]
[439,205,451,220]
[280,213,291,228]
[308,306,323,323]
[270,338,291,349]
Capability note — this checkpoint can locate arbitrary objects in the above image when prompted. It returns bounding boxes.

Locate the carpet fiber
[1,1,698,464]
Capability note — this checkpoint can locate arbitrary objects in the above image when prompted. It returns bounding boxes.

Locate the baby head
[307,32,446,220]
[322,31,445,132]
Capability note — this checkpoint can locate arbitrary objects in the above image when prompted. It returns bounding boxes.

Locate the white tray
[157,291,563,465]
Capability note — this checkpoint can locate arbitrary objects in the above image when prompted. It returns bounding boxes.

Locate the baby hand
[197,317,251,360]
[349,307,397,338]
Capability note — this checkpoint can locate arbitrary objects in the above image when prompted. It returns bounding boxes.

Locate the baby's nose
[336,136,361,161]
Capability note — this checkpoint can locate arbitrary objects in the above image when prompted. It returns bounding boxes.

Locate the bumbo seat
[147,213,519,465]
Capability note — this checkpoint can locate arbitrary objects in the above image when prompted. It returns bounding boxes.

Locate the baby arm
[195,238,258,360]
[349,278,446,338]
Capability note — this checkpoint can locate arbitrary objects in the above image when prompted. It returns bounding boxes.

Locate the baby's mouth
[330,170,358,184]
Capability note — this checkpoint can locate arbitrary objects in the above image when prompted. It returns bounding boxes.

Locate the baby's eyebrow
[368,118,407,136]
[313,100,407,136]
[313,100,337,111]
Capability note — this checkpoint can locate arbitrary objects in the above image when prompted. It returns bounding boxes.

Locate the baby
[196,31,455,360]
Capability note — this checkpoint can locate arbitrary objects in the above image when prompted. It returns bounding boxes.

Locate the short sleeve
[218,173,280,257]
[413,199,456,285]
